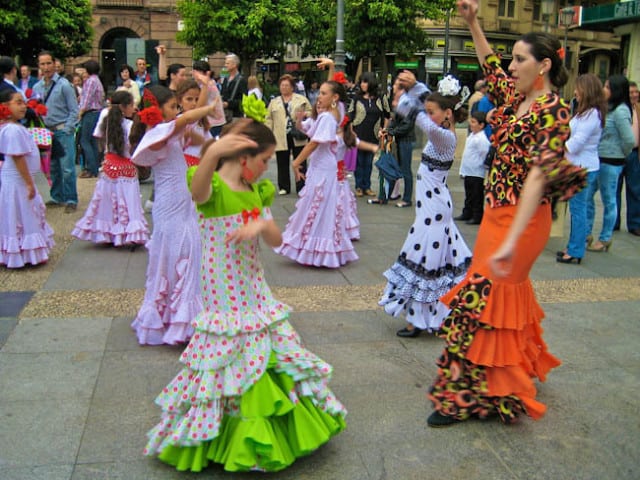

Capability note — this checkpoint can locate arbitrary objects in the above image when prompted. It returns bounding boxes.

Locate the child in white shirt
[456,110,490,225]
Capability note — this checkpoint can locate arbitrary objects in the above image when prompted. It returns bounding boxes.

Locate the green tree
[176,0,308,73]
[0,0,93,63]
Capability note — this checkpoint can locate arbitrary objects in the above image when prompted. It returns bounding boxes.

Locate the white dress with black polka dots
[379,107,472,331]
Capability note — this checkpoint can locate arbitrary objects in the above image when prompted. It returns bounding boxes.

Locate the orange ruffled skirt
[429,203,561,423]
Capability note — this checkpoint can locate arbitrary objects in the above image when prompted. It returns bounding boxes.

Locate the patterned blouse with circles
[482,54,586,208]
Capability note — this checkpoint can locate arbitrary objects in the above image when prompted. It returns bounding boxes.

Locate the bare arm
[317,58,335,81]
[175,84,212,132]
[292,140,319,181]
[156,45,167,81]
[457,0,493,63]
[226,217,282,248]
[489,166,546,277]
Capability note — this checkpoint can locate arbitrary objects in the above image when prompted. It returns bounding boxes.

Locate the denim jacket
[598,103,635,162]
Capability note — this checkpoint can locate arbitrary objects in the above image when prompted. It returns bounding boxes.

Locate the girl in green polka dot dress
[143,100,346,473]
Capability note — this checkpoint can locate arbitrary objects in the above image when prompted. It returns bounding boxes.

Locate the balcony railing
[95,0,144,8]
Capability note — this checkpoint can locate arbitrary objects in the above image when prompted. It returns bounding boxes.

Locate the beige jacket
[265,93,312,151]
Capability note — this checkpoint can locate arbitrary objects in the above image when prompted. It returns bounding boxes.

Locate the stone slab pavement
[1,130,639,479]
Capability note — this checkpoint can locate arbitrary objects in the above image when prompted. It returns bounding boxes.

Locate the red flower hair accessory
[25,88,33,99]
[142,88,159,109]
[332,72,347,85]
[27,99,38,109]
[35,103,48,117]
[556,47,565,60]
[0,104,12,120]
[138,106,164,127]
[340,115,349,128]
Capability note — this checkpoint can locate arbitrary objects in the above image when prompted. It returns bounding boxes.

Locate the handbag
[28,127,52,150]
[282,97,308,141]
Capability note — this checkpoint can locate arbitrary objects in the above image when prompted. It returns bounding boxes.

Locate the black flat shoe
[427,411,459,428]
[396,327,422,338]
[556,255,582,264]
[556,250,567,257]
[454,214,471,221]
[389,195,401,201]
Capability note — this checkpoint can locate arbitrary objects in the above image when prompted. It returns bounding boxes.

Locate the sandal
[396,201,412,208]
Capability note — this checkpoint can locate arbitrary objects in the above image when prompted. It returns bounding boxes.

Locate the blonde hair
[247,75,261,90]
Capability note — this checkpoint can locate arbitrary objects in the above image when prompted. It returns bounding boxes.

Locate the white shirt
[459,130,490,178]
[565,108,602,172]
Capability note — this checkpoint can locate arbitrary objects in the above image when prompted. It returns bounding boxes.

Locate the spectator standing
[455,110,491,224]
[307,79,320,107]
[16,65,38,93]
[220,53,247,123]
[265,74,312,195]
[467,79,487,115]
[77,60,105,179]
[0,57,23,98]
[557,73,606,264]
[614,80,640,236]
[247,75,263,100]
[351,72,391,197]
[134,57,156,95]
[116,64,141,107]
[587,74,635,252]
[33,51,79,213]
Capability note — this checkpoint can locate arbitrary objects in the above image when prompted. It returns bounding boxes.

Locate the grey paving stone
[105,316,145,352]
[0,465,74,480]
[0,291,35,317]
[0,317,18,349]
[1,317,111,354]
[0,399,89,468]
[0,351,102,402]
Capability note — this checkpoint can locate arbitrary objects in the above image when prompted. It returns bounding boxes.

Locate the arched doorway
[99,27,140,93]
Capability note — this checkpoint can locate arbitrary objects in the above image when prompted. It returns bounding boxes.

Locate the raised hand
[457,0,479,23]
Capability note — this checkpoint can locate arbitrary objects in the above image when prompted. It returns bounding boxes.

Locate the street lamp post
[335,0,346,73]
[560,7,574,98]
[443,8,452,75]
[541,0,555,33]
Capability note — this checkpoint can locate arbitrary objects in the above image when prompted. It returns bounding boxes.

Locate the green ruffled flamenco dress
[143,173,346,472]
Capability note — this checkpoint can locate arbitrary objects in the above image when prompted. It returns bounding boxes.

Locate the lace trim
[421,154,453,171]
[397,252,471,281]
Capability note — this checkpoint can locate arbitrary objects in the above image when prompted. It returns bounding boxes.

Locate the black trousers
[462,176,485,221]
[276,136,305,193]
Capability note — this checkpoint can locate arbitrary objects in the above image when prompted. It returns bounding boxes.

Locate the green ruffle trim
[156,358,346,472]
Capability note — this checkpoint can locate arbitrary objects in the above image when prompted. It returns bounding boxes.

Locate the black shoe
[427,411,459,428]
[466,218,482,225]
[454,214,471,221]
[556,254,581,264]
[389,195,401,201]
[556,250,567,257]
[396,326,422,338]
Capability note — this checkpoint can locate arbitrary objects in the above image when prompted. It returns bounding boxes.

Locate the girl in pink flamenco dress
[72,90,149,246]
[129,85,216,345]
[0,90,54,268]
[275,81,358,267]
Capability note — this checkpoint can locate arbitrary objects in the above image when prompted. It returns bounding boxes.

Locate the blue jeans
[79,111,100,175]
[50,130,78,205]
[567,170,598,258]
[587,163,623,242]
[615,149,640,230]
[355,150,374,191]
[397,139,414,203]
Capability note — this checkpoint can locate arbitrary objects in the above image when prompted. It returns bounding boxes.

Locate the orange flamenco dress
[429,203,560,423]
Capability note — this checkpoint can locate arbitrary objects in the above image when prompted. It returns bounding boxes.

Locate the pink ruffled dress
[130,120,202,345]
[275,112,358,267]
[72,109,149,246]
[337,137,360,240]
[0,122,55,268]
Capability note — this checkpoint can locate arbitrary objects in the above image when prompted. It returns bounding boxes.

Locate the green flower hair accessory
[242,94,267,123]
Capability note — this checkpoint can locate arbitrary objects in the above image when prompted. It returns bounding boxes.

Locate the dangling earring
[532,71,545,91]
[442,117,451,129]
[331,100,337,109]
[241,160,253,182]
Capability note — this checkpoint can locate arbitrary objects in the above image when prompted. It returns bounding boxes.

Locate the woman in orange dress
[424,0,586,427]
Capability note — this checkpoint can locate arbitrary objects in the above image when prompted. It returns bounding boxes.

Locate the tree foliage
[0,0,93,63]
[176,0,309,72]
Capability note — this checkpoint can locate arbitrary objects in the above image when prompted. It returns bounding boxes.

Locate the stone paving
[1,130,639,479]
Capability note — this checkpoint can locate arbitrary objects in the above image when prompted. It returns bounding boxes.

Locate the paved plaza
[1,129,639,479]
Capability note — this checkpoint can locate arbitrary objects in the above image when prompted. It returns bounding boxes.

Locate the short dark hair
[0,56,17,76]
[119,64,135,79]
[83,60,100,75]
[192,60,211,73]
[471,110,487,125]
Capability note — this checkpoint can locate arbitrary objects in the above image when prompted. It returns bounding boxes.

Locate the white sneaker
[144,200,153,212]
[278,189,287,195]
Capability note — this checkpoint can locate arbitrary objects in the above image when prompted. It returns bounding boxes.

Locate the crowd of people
[1,0,639,471]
